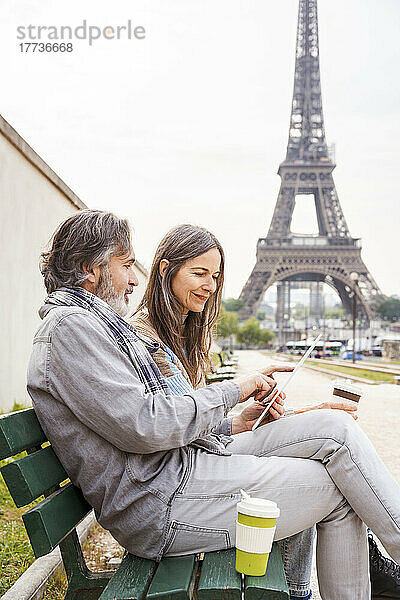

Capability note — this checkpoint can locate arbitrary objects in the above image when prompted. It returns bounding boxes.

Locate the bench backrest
[0,408,91,558]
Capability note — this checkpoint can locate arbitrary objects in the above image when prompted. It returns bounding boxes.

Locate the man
[29,209,280,556]
[28,210,400,600]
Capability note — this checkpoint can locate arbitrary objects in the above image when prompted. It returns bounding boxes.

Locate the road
[231,350,400,598]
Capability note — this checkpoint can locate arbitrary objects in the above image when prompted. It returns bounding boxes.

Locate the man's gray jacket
[27,303,240,560]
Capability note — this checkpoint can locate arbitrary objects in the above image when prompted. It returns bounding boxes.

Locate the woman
[132,225,316,599]
[131,224,400,600]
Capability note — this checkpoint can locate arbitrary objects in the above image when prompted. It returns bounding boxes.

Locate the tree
[222,298,244,312]
[236,318,261,346]
[377,297,400,322]
[256,311,266,321]
[259,329,274,345]
[236,317,274,347]
[215,307,238,338]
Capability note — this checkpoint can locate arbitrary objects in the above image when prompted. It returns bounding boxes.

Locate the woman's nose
[202,277,216,293]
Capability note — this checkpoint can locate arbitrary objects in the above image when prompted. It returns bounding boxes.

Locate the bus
[285,340,342,357]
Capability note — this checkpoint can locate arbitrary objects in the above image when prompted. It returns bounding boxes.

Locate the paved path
[232,350,400,599]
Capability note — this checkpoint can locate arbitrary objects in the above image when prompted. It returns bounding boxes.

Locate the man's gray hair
[40,210,131,293]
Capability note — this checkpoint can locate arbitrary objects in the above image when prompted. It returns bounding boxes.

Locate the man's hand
[233,372,278,404]
[232,394,286,434]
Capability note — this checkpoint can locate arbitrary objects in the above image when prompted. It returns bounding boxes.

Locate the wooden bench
[218,351,238,368]
[206,352,237,384]
[0,408,289,600]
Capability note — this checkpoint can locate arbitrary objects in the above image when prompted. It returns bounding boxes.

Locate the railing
[258,236,359,247]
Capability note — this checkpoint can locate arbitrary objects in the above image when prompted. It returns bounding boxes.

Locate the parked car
[372,346,383,357]
[342,351,363,360]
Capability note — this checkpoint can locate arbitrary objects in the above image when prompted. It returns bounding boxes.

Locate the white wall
[0,117,147,412]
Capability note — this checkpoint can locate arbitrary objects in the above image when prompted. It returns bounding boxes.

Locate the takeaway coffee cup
[332,378,362,403]
[235,490,280,576]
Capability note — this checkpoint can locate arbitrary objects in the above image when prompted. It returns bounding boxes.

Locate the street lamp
[350,272,359,364]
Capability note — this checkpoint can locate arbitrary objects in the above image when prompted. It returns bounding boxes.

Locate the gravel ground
[232,350,400,599]
[87,350,400,599]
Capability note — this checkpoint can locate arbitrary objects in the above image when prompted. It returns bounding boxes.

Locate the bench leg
[60,530,112,600]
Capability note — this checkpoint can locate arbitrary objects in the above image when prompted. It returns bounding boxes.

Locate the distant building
[258,301,274,316]
[0,115,147,412]
[383,340,400,362]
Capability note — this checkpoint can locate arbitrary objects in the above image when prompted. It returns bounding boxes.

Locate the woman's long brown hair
[135,224,225,387]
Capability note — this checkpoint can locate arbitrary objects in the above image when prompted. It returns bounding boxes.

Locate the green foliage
[217,309,274,345]
[256,311,266,321]
[236,318,259,345]
[236,317,274,347]
[0,455,36,595]
[0,517,35,596]
[307,361,393,383]
[12,402,28,413]
[216,307,238,338]
[259,328,274,345]
[0,447,43,595]
[0,402,28,416]
[222,298,244,312]
[377,297,400,322]
[44,569,68,599]
[325,308,344,319]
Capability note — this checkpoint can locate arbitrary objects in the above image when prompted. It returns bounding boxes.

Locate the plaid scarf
[42,287,171,396]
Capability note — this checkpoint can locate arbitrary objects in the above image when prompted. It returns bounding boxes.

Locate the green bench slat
[206,374,235,383]
[0,408,46,460]
[99,553,156,600]
[1,445,68,506]
[22,482,91,557]
[245,544,289,600]
[197,549,241,600]
[147,555,196,600]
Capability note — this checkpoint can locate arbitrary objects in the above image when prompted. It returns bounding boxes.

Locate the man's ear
[82,263,100,285]
[159,259,170,277]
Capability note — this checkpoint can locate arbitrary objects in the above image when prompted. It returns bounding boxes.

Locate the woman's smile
[192,292,209,302]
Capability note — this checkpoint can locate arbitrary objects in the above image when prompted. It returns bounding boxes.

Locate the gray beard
[95,265,129,318]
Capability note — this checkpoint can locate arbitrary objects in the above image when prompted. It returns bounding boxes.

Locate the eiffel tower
[239,0,382,331]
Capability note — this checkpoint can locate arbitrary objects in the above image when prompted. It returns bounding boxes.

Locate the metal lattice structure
[239,0,383,326]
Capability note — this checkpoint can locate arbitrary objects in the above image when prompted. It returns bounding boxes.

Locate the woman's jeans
[278,528,315,598]
[163,410,400,600]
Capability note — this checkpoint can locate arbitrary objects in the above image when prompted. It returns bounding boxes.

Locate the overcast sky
[1,0,399,299]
